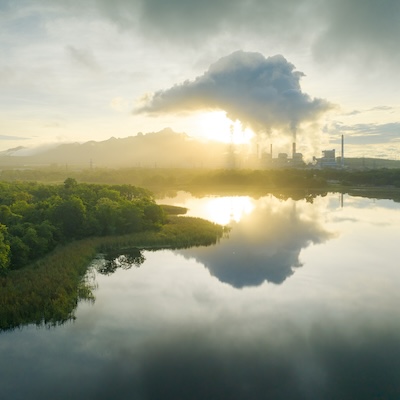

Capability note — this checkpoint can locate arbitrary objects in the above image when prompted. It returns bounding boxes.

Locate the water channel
[1,192,400,399]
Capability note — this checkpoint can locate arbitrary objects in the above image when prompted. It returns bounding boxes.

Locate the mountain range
[0,128,238,169]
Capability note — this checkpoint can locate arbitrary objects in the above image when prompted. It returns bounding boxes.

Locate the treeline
[0,167,328,190]
[2,167,400,193]
[189,168,400,189]
[190,169,327,189]
[316,168,400,187]
[0,178,166,273]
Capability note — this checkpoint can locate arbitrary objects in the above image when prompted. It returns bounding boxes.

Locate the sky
[1,0,399,159]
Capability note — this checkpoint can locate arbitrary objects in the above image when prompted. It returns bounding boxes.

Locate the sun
[196,111,254,144]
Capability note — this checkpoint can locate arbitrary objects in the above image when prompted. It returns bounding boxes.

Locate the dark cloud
[133,0,311,45]
[7,0,400,73]
[136,51,333,137]
[71,0,311,46]
[40,0,400,70]
[313,0,400,67]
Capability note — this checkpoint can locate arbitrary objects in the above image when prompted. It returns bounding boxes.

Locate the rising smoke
[135,51,333,144]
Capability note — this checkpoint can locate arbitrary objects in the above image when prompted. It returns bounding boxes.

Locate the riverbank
[0,216,225,331]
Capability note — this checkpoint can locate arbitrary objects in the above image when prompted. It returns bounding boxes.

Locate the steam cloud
[136,51,333,137]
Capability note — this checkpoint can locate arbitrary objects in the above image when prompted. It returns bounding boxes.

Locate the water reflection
[132,324,400,400]
[96,248,146,275]
[1,194,400,399]
[200,196,254,225]
[159,192,255,225]
[178,196,333,287]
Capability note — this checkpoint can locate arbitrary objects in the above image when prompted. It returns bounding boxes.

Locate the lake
[1,192,400,399]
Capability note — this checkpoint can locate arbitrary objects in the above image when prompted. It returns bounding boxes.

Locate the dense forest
[0,178,166,273]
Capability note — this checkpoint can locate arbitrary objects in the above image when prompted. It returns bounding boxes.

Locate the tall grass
[0,216,224,331]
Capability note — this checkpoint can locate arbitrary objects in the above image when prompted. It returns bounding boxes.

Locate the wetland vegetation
[0,179,224,330]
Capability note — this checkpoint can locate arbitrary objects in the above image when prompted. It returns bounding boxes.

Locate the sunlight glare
[197,111,253,144]
[204,196,255,225]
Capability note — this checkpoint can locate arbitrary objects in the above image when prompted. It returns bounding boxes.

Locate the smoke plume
[135,51,333,139]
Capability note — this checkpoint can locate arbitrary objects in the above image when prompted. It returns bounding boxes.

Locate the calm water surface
[1,192,400,399]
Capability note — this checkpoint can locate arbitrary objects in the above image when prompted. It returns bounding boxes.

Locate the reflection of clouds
[178,197,333,287]
[129,325,400,400]
[4,320,400,400]
[330,195,400,226]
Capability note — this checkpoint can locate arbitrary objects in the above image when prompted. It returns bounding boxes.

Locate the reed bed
[0,216,224,331]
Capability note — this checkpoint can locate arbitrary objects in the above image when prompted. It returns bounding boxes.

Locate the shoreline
[0,216,225,332]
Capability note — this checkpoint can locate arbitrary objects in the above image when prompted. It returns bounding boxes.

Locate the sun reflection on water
[159,192,256,225]
[202,196,255,225]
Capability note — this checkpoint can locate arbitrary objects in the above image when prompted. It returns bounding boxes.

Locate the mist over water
[1,193,400,399]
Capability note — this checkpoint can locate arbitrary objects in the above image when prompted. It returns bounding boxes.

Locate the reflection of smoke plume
[136,51,333,140]
[178,197,333,287]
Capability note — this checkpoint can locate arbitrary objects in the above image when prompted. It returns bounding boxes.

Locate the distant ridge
[1,129,400,170]
[0,128,231,168]
[0,146,26,156]
[342,157,400,169]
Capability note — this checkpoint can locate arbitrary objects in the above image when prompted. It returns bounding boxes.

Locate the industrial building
[314,135,345,169]
[256,135,345,169]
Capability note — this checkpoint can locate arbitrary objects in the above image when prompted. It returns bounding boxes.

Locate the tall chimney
[341,135,344,167]
[270,143,273,158]
[292,142,296,159]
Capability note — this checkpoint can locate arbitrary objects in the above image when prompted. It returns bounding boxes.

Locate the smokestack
[270,143,273,158]
[341,135,344,167]
[292,142,296,159]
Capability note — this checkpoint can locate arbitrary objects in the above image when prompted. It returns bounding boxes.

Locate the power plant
[253,135,345,169]
[315,134,345,169]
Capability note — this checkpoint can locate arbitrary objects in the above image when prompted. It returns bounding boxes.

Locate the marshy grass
[0,216,225,331]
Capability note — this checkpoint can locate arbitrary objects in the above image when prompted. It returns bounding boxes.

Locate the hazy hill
[1,129,399,171]
[0,128,235,169]
[342,157,400,169]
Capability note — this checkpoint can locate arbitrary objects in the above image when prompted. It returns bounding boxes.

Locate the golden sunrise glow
[203,196,255,225]
[196,111,254,144]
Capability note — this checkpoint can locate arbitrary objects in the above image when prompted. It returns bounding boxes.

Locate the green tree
[0,224,11,274]
[117,202,144,233]
[94,197,119,235]
[51,197,86,239]
[64,177,78,190]
[8,236,30,269]
[10,200,35,220]
[144,203,166,226]
[0,205,20,225]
